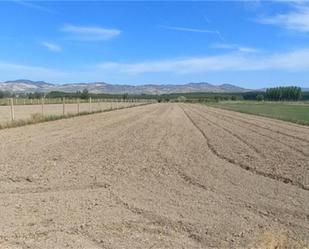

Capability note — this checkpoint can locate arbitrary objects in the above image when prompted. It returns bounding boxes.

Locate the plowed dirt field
[0,103,308,248]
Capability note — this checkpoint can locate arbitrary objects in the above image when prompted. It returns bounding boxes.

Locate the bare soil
[0,103,308,249]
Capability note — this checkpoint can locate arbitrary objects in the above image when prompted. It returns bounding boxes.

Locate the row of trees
[265,86,302,101]
[0,91,13,98]
[0,89,139,100]
[46,90,131,100]
[0,86,306,102]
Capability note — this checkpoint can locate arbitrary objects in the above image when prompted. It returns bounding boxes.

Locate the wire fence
[0,98,155,125]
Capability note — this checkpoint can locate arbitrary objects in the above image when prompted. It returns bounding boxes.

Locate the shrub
[256,94,264,101]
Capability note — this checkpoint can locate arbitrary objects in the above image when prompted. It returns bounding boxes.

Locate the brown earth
[0,103,308,249]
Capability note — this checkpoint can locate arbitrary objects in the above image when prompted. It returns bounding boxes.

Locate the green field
[206,101,309,125]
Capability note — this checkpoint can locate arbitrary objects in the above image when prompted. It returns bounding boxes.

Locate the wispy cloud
[97,48,309,75]
[41,42,62,52]
[243,0,262,11]
[61,24,121,41]
[211,43,260,53]
[12,0,55,14]
[160,25,223,40]
[258,3,309,32]
[160,25,219,34]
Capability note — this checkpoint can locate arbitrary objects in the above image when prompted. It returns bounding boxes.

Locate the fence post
[63,97,66,116]
[41,98,44,116]
[10,98,15,121]
[89,97,92,112]
[77,98,80,115]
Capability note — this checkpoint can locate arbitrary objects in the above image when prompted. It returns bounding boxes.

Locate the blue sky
[1,0,309,88]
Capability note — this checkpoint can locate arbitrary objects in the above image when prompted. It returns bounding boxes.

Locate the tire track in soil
[179,105,309,191]
[4,105,205,247]
[191,105,308,188]
[0,105,162,186]
[1,103,308,248]
[109,191,207,246]
[151,107,308,232]
[81,232,114,249]
[207,105,309,136]
[110,184,308,248]
[193,105,308,157]
[0,182,110,195]
[90,105,208,243]
[0,107,163,196]
[151,106,220,195]
[153,120,211,193]
[0,227,113,249]
[185,104,266,158]
[205,106,309,143]
[103,105,210,246]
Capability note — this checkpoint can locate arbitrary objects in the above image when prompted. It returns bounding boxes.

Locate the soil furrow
[0,182,110,195]
[185,104,266,157]
[206,106,309,143]
[0,103,308,248]
[195,105,308,157]
[180,105,309,191]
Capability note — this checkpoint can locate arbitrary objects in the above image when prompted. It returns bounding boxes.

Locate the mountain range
[0,80,250,95]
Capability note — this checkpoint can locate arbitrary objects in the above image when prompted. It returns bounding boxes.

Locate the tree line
[0,89,153,100]
[0,86,307,102]
[265,86,302,101]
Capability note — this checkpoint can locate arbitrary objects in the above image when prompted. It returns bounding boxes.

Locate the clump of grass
[245,230,307,249]
[30,113,45,122]
[0,113,61,130]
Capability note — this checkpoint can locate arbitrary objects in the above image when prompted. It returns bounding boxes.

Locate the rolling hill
[0,80,249,94]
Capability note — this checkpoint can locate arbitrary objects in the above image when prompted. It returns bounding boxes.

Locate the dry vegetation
[0,103,307,248]
[0,101,147,129]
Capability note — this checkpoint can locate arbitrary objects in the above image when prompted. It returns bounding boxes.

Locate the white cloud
[41,42,62,52]
[258,3,309,32]
[97,48,309,75]
[0,61,69,81]
[211,43,260,53]
[2,48,309,83]
[61,24,121,41]
[99,56,244,74]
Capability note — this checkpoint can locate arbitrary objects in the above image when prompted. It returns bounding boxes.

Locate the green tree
[256,94,264,101]
[266,86,302,101]
[81,89,89,99]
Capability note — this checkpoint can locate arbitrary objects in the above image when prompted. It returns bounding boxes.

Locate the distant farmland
[207,101,309,125]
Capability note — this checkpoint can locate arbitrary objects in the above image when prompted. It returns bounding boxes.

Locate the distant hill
[1,79,54,92]
[0,80,250,94]
[4,79,54,87]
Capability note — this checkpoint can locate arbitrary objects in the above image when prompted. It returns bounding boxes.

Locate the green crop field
[206,101,309,125]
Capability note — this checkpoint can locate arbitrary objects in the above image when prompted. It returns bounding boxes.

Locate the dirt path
[0,103,308,248]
